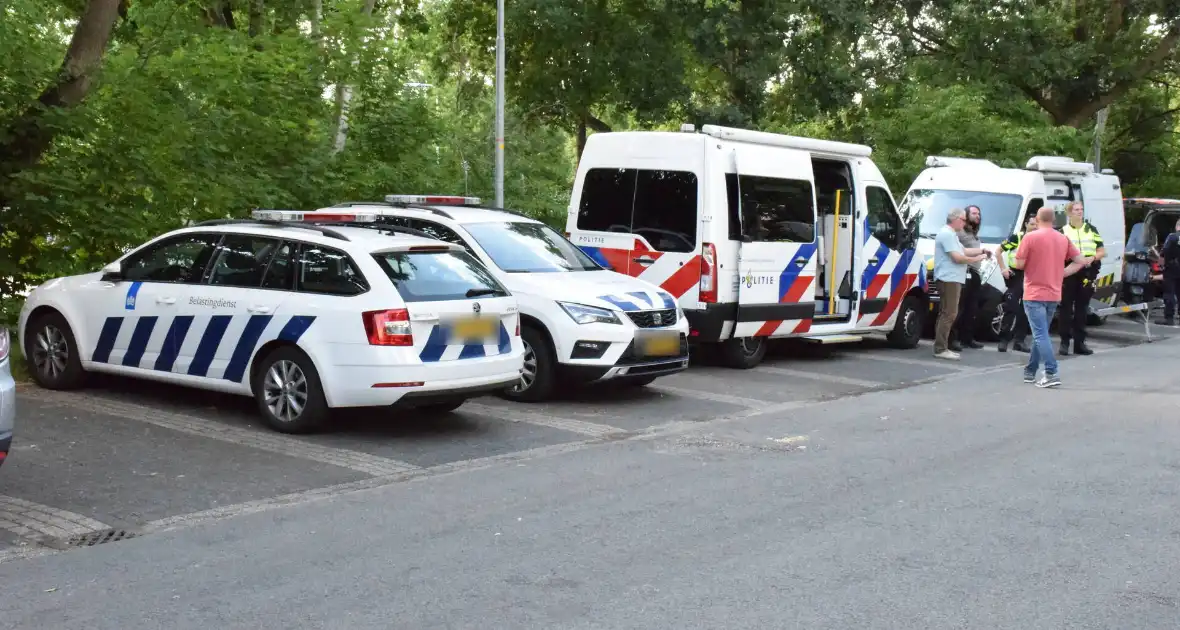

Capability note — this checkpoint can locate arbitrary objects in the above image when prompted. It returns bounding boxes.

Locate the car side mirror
[100,261,123,282]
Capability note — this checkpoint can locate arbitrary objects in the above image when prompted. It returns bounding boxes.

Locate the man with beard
[953,204,985,349]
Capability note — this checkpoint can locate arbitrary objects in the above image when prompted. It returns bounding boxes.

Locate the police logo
[125,295,136,308]
[472,302,481,314]
[743,272,775,288]
[652,312,663,326]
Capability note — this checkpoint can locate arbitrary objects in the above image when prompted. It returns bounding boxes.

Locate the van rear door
[570,166,703,310]
[727,144,819,337]
[1079,174,1124,303]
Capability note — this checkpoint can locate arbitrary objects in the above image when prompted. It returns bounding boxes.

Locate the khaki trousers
[935,280,962,354]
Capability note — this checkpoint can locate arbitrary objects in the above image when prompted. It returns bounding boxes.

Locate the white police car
[17,211,523,433]
[306,196,691,401]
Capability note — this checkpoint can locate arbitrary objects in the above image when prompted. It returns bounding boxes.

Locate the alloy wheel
[263,359,308,423]
[33,325,69,381]
[512,341,537,393]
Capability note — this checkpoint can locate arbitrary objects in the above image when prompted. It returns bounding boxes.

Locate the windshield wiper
[466,288,501,297]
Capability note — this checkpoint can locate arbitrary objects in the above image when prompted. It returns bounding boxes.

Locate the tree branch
[585,114,612,133]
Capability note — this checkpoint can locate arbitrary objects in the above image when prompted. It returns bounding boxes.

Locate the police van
[566,124,928,369]
[18,212,524,433]
[899,155,1124,337]
[304,196,691,402]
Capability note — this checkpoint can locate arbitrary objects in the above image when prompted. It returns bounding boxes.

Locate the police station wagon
[18,211,524,433]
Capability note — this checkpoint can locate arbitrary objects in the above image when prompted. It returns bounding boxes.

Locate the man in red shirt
[1012,207,1092,388]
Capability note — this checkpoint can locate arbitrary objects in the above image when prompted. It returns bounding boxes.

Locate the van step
[800,334,864,344]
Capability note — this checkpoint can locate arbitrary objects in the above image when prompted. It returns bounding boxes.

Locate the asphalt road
[0,315,1176,628]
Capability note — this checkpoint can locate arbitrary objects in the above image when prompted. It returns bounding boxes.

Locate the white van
[566,124,929,369]
[899,155,1124,338]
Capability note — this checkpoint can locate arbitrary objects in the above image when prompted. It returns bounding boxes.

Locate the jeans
[934,280,962,353]
[1024,300,1059,376]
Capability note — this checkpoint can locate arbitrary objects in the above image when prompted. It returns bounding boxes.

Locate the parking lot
[0,313,1167,562]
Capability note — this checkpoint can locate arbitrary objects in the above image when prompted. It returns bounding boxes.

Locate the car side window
[865,186,901,249]
[411,219,472,251]
[295,244,369,296]
[207,234,283,288]
[121,233,221,284]
[260,241,296,290]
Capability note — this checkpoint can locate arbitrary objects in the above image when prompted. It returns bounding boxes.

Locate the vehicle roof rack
[331,201,395,208]
[193,218,351,241]
[700,124,873,157]
[338,221,438,241]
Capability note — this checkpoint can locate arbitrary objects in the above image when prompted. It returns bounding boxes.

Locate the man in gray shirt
[933,208,989,360]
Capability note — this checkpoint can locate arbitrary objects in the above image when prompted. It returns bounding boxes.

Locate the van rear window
[577,168,698,253]
[372,250,509,303]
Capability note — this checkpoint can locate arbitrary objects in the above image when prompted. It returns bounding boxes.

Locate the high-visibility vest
[1062,222,1100,257]
[1002,233,1022,268]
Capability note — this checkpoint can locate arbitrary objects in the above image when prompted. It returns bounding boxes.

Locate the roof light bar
[384,195,482,206]
[251,210,377,223]
[1025,156,1095,175]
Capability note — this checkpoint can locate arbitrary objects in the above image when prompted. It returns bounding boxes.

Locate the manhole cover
[65,529,138,547]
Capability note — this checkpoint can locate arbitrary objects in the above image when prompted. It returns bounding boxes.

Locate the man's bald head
[1036,207,1055,225]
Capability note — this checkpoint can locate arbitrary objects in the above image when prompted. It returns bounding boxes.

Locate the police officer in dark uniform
[1157,217,1180,326]
[1058,201,1104,356]
[996,213,1038,352]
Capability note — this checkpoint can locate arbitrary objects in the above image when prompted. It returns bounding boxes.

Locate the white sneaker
[934,350,960,360]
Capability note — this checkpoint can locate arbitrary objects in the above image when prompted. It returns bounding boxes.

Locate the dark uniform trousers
[1059,265,1098,344]
[1163,266,1180,322]
[999,270,1028,343]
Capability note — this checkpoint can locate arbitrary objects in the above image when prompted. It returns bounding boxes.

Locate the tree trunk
[248,0,265,37]
[576,119,588,162]
[331,0,379,154]
[0,0,122,181]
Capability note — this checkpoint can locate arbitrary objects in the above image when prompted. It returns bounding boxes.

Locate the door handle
[633,256,655,266]
[247,305,273,314]
[869,257,880,264]
[156,296,176,305]
[793,257,808,267]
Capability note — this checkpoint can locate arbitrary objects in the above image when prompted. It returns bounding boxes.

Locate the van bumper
[684,303,738,343]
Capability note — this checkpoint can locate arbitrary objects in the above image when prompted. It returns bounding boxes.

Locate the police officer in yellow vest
[1058,201,1104,356]
[995,213,1039,352]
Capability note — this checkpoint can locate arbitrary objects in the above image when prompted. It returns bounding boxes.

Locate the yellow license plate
[639,333,680,357]
[451,317,497,341]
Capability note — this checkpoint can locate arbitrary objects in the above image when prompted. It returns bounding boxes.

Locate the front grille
[626,308,677,328]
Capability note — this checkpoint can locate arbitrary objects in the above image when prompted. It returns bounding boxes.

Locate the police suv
[304,196,691,401]
[18,211,524,433]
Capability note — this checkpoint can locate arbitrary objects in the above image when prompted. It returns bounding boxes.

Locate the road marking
[22,389,419,477]
[461,402,627,438]
[0,495,108,540]
[647,384,772,408]
[854,351,969,371]
[757,365,885,389]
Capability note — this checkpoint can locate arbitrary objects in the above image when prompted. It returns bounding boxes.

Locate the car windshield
[372,249,509,302]
[463,221,602,273]
[900,189,1024,244]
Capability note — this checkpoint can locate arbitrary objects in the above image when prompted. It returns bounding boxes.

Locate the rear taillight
[515,317,520,336]
[362,309,413,346]
[0,328,8,361]
[699,243,718,303]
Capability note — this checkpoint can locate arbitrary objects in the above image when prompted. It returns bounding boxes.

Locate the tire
[251,346,329,434]
[976,304,1003,342]
[887,296,924,349]
[498,325,556,402]
[718,336,767,369]
[24,312,86,390]
[416,399,466,414]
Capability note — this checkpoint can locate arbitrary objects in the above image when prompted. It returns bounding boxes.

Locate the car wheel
[25,312,86,390]
[416,399,466,414]
[252,346,329,434]
[973,305,1002,342]
[887,296,924,349]
[499,326,556,402]
[718,336,767,369]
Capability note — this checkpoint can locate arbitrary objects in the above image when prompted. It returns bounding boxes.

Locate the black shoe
[997,340,1009,353]
[964,341,984,349]
[949,341,963,352]
[1074,342,1094,356]
[1059,340,1070,355]
[1155,318,1177,326]
[1012,341,1029,353]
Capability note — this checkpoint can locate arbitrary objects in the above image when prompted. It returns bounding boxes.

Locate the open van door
[728,144,820,337]
[1079,174,1124,304]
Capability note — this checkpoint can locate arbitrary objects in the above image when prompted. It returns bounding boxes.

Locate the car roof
[171,220,450,251]
[322,202,543,226]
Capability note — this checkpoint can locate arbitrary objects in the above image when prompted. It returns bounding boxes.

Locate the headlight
[558,302,621,325]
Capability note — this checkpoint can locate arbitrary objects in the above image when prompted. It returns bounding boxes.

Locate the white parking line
[756,365,885,389]
[0,494,108,540]
[854,352,969,371]
[460,402,626,438]
[22,390,420,477]
[647,384,772,408]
